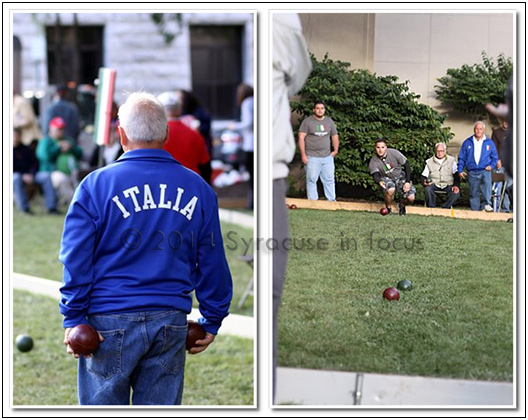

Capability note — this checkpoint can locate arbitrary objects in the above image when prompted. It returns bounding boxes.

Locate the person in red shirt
[157,91,211,183]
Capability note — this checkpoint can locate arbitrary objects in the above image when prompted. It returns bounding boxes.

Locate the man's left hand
[403,182,411,193]
[330,151,337,158]
[485,165,492,171]
[452,186,460,194]
[188,332,215,355]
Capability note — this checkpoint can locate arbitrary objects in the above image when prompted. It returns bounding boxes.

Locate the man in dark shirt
[13,128,58,214]
[490,119,512,212]
[369,138,415,215]
[42,84,81,142]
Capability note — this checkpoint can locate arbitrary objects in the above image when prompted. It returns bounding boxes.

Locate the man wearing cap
[157,91,211,183]
[298,100,339,201]
[43,84,81,142]
[36,117,83,205]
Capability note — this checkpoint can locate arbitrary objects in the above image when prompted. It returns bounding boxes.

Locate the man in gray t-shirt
[369,138,415,215]
[298,101,339,201]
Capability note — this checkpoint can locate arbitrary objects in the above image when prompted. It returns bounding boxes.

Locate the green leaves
[150,13,183,44]
[291,54,451,194]
[434,52,513,119]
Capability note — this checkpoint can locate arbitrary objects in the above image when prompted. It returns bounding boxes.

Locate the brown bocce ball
[69,324,100,355]
[186,321,206,350]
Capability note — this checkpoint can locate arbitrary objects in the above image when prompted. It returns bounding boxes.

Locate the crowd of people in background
[12,82,255,214]
[13,80,511,215]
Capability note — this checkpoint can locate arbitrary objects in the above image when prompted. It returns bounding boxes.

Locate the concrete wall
[374,13,514,150]
[299,13,375,69]
[298,12,515,153]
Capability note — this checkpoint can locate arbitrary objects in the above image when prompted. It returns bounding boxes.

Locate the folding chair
[491,172,507,212]
[237,254,254,309]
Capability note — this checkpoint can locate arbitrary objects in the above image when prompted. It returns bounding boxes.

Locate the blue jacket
[59,149,232,334]
[457,135,498,173]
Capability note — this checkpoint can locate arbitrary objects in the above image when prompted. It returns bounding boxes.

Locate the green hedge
[435,52,513,122]
[291,53,453,195]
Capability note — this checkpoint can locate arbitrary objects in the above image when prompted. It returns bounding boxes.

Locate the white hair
[157,91,181,111]
[435,142,447,151]
[474,121,486,130]
[118,92,167,142]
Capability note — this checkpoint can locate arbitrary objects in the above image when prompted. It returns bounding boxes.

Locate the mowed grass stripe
[279,209,513,381]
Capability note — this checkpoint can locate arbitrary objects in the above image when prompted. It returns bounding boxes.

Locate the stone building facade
[13,12,254,123]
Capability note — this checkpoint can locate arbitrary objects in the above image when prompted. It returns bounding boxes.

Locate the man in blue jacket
[457,121,498,211]
[59,92,233,405]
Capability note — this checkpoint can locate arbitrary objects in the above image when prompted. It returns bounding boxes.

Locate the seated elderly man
[421,142,460,208]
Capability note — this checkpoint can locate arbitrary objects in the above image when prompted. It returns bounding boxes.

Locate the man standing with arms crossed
[299,100,339,201]
[59,92,232,405]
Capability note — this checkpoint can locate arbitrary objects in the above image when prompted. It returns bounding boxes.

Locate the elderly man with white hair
[457,121,499,211]
[59,92,232,405]
[421,142,461,208]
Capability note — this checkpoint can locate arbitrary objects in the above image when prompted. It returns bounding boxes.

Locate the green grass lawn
[12,290,253,406]
[279,209,514,382]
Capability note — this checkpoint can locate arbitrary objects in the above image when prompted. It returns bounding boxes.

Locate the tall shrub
[435,52,513,120]
[291,54,452,191]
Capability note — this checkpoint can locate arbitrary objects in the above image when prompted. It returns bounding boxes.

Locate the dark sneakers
[398,202,406,216]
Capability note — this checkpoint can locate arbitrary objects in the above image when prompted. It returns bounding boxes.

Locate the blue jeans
[494,167,513,212]
[13,171,58,211]
[467,170,492,211]
[306,155,336,201]
[424,184,460,208]
[79,310,187,405]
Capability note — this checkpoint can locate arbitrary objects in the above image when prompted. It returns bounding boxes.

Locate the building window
[46,25,104,86]
[190,25,243,120]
